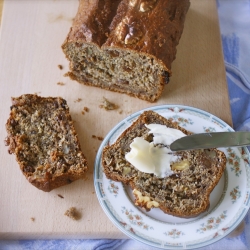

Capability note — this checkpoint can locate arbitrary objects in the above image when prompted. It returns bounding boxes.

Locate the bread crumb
[119,110,123,114]
[31,217,35,222]
[74,98,82,103]
[64,207,81,220]
[58,194,64,199]
[99,97,118,110]
[63,72,70,77]
[57,82,65,86]
[81,106,89,115]
[58,64,63,70]
[92,135,104,141]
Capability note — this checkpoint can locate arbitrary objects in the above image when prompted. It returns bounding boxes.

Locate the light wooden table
[0,0,234,240]
[0,0,3,24]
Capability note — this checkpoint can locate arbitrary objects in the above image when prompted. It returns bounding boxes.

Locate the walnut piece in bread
[5,94,88,192]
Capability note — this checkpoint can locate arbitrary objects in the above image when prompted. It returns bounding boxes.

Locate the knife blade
[170,131,250,151]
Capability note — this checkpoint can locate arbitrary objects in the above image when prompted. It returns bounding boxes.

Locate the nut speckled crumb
[74,98,82,103]
[92,135,104,141]
[57,82,65,86]
[64,207,81,220]
[83,107,89,112]
[99,97,118,110]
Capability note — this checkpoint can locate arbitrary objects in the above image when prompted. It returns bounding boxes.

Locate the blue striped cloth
[1,0,250,249]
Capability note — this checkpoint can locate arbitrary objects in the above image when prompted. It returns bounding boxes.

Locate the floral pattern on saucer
[230,186,241,203]
[203,126,217,132]
[168,115,194,127]
[164,229,185,239]
[197,211,227,233]
[108,180,119,197]
[121,207,154,230]
[227,148,242,176]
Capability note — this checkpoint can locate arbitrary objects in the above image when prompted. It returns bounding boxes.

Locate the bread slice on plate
[62,0,190,102]
[5,94,88,192]
[102,110,227,218]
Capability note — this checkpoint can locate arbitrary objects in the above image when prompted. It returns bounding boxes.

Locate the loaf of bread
[102,111,227,218]
[5,94,88,192]
[62,0,190,102]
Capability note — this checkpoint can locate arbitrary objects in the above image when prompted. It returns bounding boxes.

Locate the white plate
[94,105,250,249]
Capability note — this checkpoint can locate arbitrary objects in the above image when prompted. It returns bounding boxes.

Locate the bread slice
[5,94,88,192]
[62,0,190,102]
[102,111,227,218]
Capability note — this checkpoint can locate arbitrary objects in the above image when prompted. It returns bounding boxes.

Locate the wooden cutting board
[0,0,231,239]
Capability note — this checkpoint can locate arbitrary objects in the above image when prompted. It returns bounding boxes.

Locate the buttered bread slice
[102,111,226,218]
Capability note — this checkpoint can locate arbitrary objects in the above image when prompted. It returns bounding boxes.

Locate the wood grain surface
[0,0,231,239]
[0,0,3,25]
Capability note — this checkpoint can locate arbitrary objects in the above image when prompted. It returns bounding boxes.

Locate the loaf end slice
[102,111,227,218]
[62,0,190,102]
[5,94,88,192]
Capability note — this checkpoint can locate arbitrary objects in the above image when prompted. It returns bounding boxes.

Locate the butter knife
[170,131,250,151]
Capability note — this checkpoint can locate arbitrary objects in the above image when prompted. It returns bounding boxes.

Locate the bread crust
[102,111,227,218]
[62,0,190,102]
[5,94,88,192]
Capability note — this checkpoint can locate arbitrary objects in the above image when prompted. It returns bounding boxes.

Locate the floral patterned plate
[94,105,250,249]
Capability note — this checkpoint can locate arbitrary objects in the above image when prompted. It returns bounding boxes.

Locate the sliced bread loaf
[62,0,190,102]
[102,110,227,218]
[5,94,88,192]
